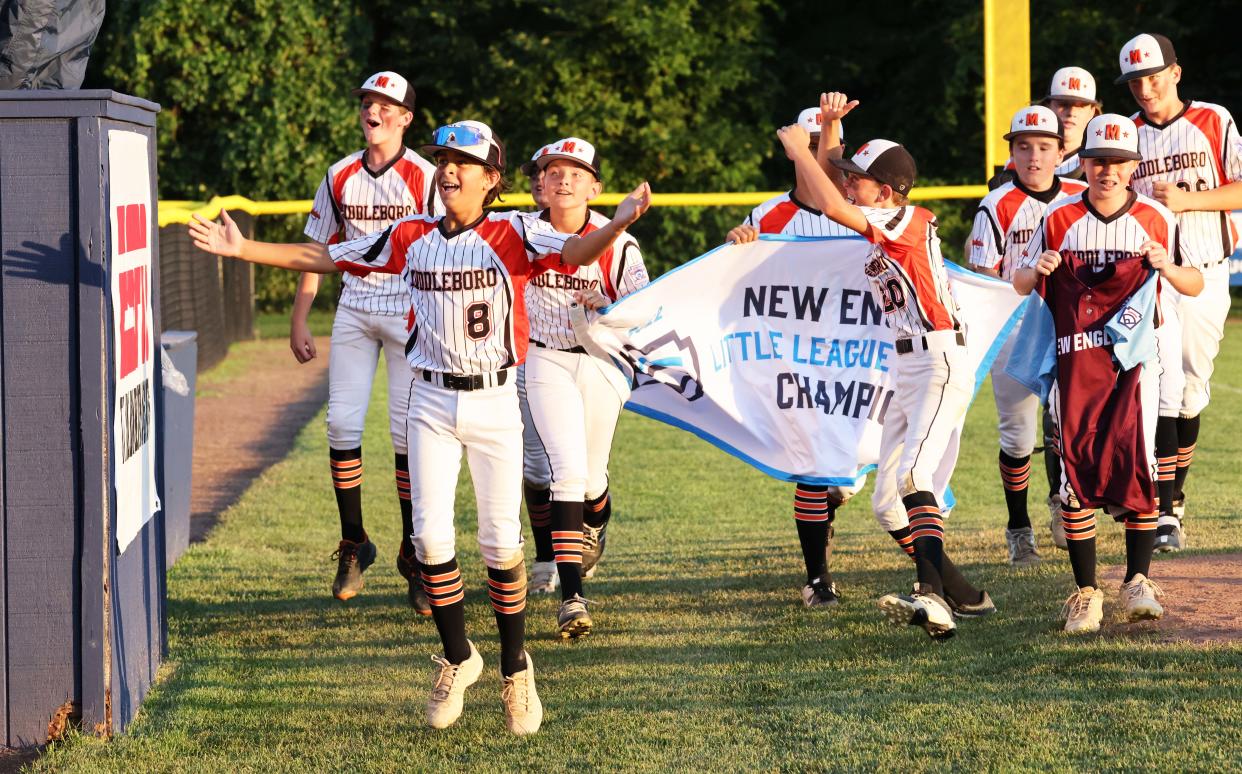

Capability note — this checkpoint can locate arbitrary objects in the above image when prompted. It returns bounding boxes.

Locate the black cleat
[331,537,377,601]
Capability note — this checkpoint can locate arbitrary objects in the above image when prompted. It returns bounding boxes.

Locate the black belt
[895,330,966,354]
[530,339,588,355]
[421,369,509,391]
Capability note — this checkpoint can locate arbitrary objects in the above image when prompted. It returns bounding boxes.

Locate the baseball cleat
[946,589,996,619]
[1060,586,1104,634]
[1047,498,1068,550]
[396,547,432,616]
[801,577,840,608]
[1171,497,1186,520]
[877,589,956,641]
[581,523,607,578]
[1005,526,1041,567]
[1120,573,1164,622]
[529,560,559,594]
[1154,515,1184,553]
[426,641,484,729]
[500,653,543,735]
[331,537,377,601]
[557,594,594,639]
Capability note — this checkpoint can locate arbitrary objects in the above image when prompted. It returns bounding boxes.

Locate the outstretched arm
[189,210,338,273]
[779,124,869,235]
[560,182,653,266]
[814,91,857,192]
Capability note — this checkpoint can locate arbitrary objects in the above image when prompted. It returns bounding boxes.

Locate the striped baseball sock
[999,451,1032,530]
[888,525,917,560]
[1062,507,1098,589]
[329,447,365,543]
[1155,417,1178,516]
[794,485,835,584]
[551,500,585,599]
[524,483,553,562]
[584,488,611,529]
[1173,415,1200,502]
[487,564,529,677]
[1124,511,1159,582]
[905,493,945,598]
[419,557,470,664]
[395,453,414,555]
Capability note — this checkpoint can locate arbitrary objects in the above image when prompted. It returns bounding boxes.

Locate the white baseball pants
[517,365,552,486]
[1166,263,1231,418]
[989,331,1040,457]
[326,306,414,452]
[1156,288,1185,418]
[523,347,624,502]
[406,377,524,569]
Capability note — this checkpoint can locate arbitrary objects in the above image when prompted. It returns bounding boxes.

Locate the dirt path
[190,336,330,541]
[1101,553,1242,645]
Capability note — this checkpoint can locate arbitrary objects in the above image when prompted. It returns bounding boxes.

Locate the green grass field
[34,322,1242,773]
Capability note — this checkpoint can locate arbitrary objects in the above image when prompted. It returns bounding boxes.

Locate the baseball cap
[830,139,917,195]
[535,137,601,178]
[1004,105,1063,141]
[420,120,506,171]
[1044,66,1100,106]
[1078,113,1142,160]
[352,71,416,112]
[520,144,549,177]
[1115,33,1177,84]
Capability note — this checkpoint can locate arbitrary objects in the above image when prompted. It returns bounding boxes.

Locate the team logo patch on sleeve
[1117,303,1144,329]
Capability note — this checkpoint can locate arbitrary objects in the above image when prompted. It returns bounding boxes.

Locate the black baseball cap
[830,139,917,195]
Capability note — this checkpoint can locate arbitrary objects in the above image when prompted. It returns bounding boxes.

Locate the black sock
[330,447,365,543]
[395,453,414,555]
[888,526,916,561]
[1042,408,1061,501]
[904,492,945,598]
[1154,417,1178,515]
[794,485,834,583]
[551,499,584,599]
[939,553,982,606]
[419,557,470,664]
[1124,513,1158,582]
[999,450,1032,530]
[584,488,611,529]
[524,483,553,562]
[487,564,529,677]
[1173,415,1200,501]
[1062,507,1098,589]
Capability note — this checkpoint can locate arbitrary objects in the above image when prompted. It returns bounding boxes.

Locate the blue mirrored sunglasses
[432,124,485,148]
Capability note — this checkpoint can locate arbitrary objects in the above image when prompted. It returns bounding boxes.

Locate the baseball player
[188,119,653,734]
[290,71,439,612]
[516,145,559,595]
[967,105,1087,567]
[521,137,650,638]
[725,106,862,608]
[773,92,991,641]
[1116,32,1242,551]
[996,67,1102,186]
[1011,113,1203,635]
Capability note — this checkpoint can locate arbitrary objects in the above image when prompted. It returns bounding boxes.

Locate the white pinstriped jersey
[1129,100,1242,268]
[968,177,1088,280]
[304,147,442,314]
[328,211,573,374]
[858,205,961,339]
[744,190,855,237]
[526,209,649,350]
[1004,150,1086,180]
[1019,191,1180,273]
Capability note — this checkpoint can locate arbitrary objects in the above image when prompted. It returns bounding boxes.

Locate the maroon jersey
[1037,254,1155,513]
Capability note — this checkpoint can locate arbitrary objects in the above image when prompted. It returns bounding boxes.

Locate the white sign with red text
[109,130,160,553]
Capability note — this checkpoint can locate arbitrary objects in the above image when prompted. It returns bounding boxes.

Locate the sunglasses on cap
[432,124,489,148]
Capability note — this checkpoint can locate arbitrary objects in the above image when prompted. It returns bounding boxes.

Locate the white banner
[109,130,161,553]
[574,236,1023,485]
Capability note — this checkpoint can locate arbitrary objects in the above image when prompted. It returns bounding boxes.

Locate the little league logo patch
[617,330,704,402]
[1117,303,1144,329]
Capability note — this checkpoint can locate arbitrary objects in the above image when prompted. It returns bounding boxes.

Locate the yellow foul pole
[984,0,1031,178]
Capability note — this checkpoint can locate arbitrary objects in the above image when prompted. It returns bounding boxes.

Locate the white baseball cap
[1079,113,1142,161]
[1045,66,1100,106]
[420,120,506,171]
[1115,33,1177,84]
[535,136,601,178]
[1004,105,1063,141]
[830,139,917,195]
[352,71,416,111]
[796,107,842,141]
[520,144,549,177]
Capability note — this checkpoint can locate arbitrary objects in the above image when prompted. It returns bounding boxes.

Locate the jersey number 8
[465,301,492,340]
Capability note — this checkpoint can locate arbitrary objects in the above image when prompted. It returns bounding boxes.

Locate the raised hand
[188,209,245,257]
[777,124,812,160]
[820,91,859,123]
[614,181,652,228]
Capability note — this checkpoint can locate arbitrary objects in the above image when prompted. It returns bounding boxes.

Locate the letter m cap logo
[1068,77,1081,90]
[374,75,389,87]
[1105,124,1121,141]
[1128,49,1143,65]
[1025,112,1040,126]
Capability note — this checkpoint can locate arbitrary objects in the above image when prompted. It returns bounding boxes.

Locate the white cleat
[501,653,543,735]
[426,641,484,729]
[1061,586,1104,634]
[878,589,956,641]
[1121,573,1165,622]
[529,560,559,594]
